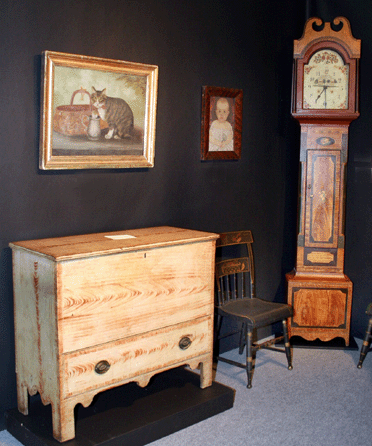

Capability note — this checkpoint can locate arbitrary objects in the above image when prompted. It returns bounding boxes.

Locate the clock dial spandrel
[303,49,349,110]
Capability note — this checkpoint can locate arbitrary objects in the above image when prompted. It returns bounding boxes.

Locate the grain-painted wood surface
[10,227,218,442]
[9,226,218,260]
[63,316,212,398]
[286,272,352,345]
[58,241,214,352]
[13,251,59,412]
[295,125,348,276]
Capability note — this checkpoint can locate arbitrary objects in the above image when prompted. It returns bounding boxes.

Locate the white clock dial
[303,49,349,109]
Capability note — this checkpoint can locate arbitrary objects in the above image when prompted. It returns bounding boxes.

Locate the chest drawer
[63,316,212,398]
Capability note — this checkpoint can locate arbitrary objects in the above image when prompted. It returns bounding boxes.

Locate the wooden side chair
[357,303,372,368]
[214,230,293,388]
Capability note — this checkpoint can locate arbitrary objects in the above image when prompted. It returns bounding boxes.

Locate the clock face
[303,49,349,110]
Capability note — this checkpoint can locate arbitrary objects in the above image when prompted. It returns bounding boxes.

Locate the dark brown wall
[2,0,371,430]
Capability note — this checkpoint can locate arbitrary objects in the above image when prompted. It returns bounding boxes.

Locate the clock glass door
[303,49,349,110]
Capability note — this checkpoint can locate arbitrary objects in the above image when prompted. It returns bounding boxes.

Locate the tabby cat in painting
[91,87,134,139]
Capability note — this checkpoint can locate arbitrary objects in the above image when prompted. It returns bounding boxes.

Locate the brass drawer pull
[179,336,192,350]
[95,360,111,374]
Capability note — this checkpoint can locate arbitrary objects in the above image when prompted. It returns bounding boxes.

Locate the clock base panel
[286,271,353,346]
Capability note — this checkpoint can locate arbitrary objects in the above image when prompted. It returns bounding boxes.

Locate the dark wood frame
[201,86,243,160]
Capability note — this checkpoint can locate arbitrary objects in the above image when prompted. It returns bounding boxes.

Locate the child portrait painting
[201,86,243,160]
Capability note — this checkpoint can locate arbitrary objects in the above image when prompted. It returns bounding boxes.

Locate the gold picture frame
[201,86,243,160]
[39,51,158,170]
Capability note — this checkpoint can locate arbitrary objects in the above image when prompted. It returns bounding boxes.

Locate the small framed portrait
[39,51,158,170]
[201,86,243,160]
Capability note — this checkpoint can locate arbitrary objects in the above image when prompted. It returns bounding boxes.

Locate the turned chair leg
[246,329,253,389]
[282,319,293,370]
[357,317,372,369]
[239,322,246,355]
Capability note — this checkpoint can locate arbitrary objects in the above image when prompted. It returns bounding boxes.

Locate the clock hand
[315,86,326,103]
[315,85,332,105]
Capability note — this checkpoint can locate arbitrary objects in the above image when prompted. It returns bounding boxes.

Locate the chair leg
[357,317,372,369]
[282,319,293,370]
[239,322,246,355]
[246,329,253,389]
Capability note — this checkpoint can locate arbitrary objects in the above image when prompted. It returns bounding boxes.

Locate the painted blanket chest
[10,226,218,442]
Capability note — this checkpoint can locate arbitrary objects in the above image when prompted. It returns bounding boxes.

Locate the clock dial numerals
[303,49,349,110]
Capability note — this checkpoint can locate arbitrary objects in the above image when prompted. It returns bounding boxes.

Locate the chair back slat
[241,270,246,298]
[216,230,253,248]
[215,256,252,306]
[233,273,237,300]
[216,257,250,277]
[215,230,256,307]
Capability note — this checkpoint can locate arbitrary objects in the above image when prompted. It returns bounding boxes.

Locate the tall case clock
[286,17,361,345]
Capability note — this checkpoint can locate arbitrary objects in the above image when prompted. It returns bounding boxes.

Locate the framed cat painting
[39,51,158,169]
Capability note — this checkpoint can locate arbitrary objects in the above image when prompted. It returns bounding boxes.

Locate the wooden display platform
[6,367,235,446]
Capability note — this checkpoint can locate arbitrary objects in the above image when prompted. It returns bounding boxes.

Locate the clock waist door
[296,148,345,276]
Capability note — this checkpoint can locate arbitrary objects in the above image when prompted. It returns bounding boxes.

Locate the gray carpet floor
[1,337,371,446]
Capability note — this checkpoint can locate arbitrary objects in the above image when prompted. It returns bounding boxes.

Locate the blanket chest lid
[9,226,219,261]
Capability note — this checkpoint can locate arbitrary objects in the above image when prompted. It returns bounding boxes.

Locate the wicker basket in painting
[53,88,93,136]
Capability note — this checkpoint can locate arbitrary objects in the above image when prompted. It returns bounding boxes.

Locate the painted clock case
[286,17,361,345]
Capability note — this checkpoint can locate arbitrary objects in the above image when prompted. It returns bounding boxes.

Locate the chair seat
[218,297,293,329]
